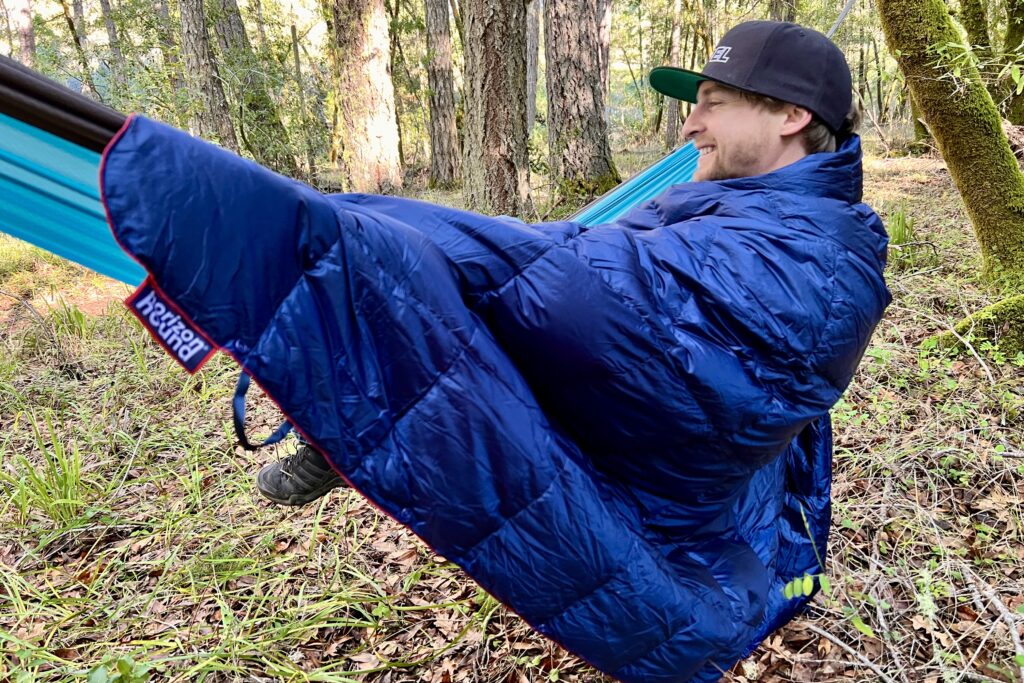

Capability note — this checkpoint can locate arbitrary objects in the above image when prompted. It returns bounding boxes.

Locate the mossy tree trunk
[544,0,620,201]
[462,0,533,215]
[1005,0,1024,123]
[958,0,996,94]
[878,0,1024,290]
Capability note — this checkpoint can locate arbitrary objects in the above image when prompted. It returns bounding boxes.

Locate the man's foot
[256,445,346,505]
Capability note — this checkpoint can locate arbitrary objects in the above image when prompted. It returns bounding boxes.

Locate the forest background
[1,0,1024,681]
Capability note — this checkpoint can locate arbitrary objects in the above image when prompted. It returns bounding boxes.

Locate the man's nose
[681,108,702,140]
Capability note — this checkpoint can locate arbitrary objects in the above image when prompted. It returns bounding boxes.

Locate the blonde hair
[737,90,861,153]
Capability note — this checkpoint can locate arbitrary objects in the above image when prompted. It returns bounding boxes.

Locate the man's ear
[780,105,813,137]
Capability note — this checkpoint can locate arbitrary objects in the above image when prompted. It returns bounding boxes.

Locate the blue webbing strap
[233,371,293,450]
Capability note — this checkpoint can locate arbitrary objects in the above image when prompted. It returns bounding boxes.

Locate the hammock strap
[232,371,293,451]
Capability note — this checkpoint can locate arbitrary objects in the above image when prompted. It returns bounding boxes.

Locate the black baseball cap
[649,21,852,133]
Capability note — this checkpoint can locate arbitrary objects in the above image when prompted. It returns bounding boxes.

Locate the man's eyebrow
[698,83,735,99]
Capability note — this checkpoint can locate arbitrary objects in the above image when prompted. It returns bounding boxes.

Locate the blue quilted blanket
[101,115,890,682]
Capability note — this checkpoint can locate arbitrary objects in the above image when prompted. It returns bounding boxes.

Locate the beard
[692,137,770,182]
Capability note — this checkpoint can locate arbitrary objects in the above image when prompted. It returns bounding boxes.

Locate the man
[105,20,889,682]
[254,20,875,508]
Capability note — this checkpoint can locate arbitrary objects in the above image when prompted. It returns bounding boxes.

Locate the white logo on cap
[710,46,732,63]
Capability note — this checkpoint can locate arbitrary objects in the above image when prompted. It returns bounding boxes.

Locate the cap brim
[649,66,713,103]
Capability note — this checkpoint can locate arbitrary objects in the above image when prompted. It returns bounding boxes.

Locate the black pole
[0,55,126,152]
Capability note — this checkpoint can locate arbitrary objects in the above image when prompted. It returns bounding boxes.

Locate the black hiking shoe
[256,445,346,506]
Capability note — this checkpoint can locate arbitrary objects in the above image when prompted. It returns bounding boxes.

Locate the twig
[109,417,151,501]
[960,563,1024,683]
[887,303,995,387]
[0,289,60,351]
[805,624,898,683]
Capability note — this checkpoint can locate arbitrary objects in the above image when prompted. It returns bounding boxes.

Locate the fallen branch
[960,562,1024,683]
[805,623,898,683]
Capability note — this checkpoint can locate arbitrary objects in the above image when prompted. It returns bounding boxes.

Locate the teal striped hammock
[0,56,697,285]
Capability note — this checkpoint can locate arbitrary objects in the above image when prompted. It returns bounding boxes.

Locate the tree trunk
[324,0,403,193]
[251,0,267,49]
[526,0,540,131]
[211,0,297,175]
[386,0,406,168]
[958,0,1001,102]
[544,0,620,200]
[179,0,239,151]
[768,0,796,22]
[97,0,126,86]
[462,0,532,215]
[873,36,884,124]
[59,0,97,95]
[1,0,14,59]
[291,24,317,181]
[12,0,34,68]
[665,0,682,149]
[879,0,1024,287]
[1005,0,1024,123]
[155,0,185,114]
[596,0,613,106]
[72,0,86,47]
[857,27,867,105]
[448,0,464,51]
[425,0,461,188]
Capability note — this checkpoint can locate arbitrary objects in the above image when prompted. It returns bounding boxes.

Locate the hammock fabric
[1,57,891,682]
[0,56,697,286]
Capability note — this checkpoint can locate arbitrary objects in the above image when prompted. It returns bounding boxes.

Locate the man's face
[682,82,790,182]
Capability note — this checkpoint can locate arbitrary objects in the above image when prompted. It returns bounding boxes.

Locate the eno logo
[710,46,732,63]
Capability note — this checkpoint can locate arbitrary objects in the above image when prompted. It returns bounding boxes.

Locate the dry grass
[1,150,1022,682]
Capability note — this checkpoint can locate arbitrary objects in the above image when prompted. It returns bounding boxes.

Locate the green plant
[886,203,936,271]
[0,411,85,525]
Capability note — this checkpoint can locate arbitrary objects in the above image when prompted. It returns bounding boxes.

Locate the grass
[1,150,1023,682]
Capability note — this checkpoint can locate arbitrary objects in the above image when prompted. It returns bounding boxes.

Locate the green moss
[878,0,1024,290]
[934,294,1024,355]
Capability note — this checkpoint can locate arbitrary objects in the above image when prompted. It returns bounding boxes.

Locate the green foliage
[0,412,85,526]
[885,203,937,271]
[87,656,151,683]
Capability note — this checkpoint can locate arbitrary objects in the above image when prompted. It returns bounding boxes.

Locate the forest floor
[0,145,1022,683]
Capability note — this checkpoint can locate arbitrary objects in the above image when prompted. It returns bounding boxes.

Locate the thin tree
[179,0,239,151]
[12,0,34,68]
[768,0,796,22]
[958,0,999,100]
[1006,0,1024,123]
[97,0,127,88]
[58,0,96,95]
[597,0,613,105]
[665,0,682,149]
[324,0,403,193]
[544,0,620,200]
[448,0,463,51]
[211,0,297,175]
[526,0,541,131]
[878,0,1024,345]
[1,0,13,58]
[425,0,461,188]
[462,0,532,215]
[154,0,184,119]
